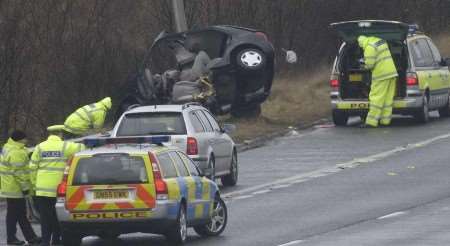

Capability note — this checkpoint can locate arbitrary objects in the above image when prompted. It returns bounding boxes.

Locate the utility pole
[171,0,188,32]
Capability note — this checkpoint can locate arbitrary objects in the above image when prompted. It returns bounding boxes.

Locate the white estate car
[111,103,238,186]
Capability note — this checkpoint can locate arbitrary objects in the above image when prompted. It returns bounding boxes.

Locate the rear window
[117,112,187,136]
[72,154,148,185]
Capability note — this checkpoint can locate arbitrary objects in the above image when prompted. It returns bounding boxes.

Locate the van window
[72,154,148,185]
[169,152,189,177]
[426,39,442,63]
[189,111,205,133]
[178,152,200,176]
[117,112,187,136]
[411,39,434,67]
[157,153,178,178]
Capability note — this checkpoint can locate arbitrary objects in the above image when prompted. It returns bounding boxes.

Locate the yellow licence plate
[349,74,363,82]
[93,190,129,200]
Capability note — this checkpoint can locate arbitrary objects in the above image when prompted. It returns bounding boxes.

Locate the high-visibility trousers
[366,77,397,127]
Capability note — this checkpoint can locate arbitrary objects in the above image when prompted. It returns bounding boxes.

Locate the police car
[55,136,227,245]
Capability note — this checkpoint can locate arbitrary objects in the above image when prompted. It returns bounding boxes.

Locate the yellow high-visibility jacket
[358,36,398,81]
[0,138,31,198]
[29,135,85,197]
[64,97,112,135]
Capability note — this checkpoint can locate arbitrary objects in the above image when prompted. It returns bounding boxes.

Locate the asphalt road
[2,113,450,245]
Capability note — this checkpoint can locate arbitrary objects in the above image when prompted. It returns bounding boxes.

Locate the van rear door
[330,20,410,42]
[66,154,156,219]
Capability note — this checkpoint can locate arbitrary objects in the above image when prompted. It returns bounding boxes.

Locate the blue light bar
[408,24,419,34]
[83,136,171,148]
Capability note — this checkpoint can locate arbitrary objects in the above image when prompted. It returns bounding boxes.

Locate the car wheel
[438,96,450,117]
[235,48,266,71]
[207,156,216,182]
[332,110,349,126]
[230,104,261,118]
[166,204,187,244]
[194,195,227,237]
[221,150,238,186]
[415,96,429,123]
[62,229,82,246]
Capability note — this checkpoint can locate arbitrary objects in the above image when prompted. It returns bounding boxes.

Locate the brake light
[149,152,168,200]
[330,79,340,88]
[406,73,418,86]
[186,137,198,155]
[255,32,268,41]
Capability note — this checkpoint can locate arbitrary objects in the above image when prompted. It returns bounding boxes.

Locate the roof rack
[83,136,171,148]
[182,102,202,110]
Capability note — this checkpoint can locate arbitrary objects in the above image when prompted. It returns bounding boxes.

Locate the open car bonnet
[330,20,410,42]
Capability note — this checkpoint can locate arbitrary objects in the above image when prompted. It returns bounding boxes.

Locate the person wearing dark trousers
[34,197,60,246]
[1,130,41,245]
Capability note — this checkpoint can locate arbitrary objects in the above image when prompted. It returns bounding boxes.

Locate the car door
[427,39,450,106]
[188,110,211,170]
[169,151,202,221]
[410,38,442,108]
[201,109,232,174]
[156,152,182,219]
[193,110,217,166]
[178,151,215,219]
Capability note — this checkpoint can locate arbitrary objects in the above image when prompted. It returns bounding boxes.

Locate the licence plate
[93,190,129,200]
[349,74,363,82]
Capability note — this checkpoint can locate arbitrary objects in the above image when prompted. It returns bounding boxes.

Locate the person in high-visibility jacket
[1,130,41,245]
[358,35,398,127]
[63,97,112,136]
[29,125,85,246]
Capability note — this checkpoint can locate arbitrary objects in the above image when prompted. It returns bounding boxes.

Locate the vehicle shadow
[346,114,440,128]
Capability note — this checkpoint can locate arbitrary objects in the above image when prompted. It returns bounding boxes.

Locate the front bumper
[331,97,423,115]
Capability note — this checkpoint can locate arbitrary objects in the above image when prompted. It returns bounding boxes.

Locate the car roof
[75,144,178,157]
[124,104,204,114]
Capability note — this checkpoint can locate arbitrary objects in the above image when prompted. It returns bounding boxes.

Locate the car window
[177,152,200,176]
[426,39,442,63]
[194,110,213,132]
[169,151,189,177]
[72,154,148,185]
[189,111,205,133]
[411,39,435,67]
[157,152,178,178]
[116,112,186,136]
[203,110,221,132]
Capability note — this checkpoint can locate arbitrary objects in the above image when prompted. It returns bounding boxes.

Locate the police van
[55,136,227,245]
[329,20,450,125]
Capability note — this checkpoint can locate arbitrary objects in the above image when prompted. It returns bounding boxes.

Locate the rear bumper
[56,199,179,235]
[331,97,423,115]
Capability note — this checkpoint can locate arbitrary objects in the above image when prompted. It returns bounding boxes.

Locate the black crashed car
[116,25,275,118]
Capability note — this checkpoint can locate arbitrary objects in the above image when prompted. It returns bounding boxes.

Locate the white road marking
[377,211,408,220]
[278,240,304,246]
[271,184,291,189]
[252,189,271,195]
[232,195,253,200]
[224,132,450,198]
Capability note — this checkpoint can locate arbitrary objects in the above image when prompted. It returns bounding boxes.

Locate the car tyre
[235,48,266,71]
[61,229,82,246]
[230,104,261,118]
[415,96,429,123]
[207,156,216,182]
[332,110,349,126]
[221,150,238,186]
[166,204,187,245]
[193,195,227,237]
[438,96,450,117]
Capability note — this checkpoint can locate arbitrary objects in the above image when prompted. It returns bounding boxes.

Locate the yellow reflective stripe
[35,187,56,193]
[370,104,383,110]
[8,161,27,167]
[1,191,23,197]
[372,72,398,81]
[63,124,83,134]
[81,107,94,128]
[74,111,90,123]
[0,171,15,175]
[38,158,67,163]
[39,167,65,172]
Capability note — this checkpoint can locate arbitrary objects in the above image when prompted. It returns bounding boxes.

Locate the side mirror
[221,123,236,134]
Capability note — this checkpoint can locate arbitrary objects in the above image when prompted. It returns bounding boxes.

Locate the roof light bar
[83,136,171,148]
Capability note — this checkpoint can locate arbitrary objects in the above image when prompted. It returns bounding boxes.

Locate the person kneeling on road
[1,130,41,245]
[63,97,112,137]
[29,125,85,246]
[358,35,398,128]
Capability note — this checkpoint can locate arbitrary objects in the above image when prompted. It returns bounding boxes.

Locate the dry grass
[224,67,331,142]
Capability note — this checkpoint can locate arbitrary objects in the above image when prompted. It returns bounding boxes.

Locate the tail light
[186,137,198,155]
[406,73,419,86]
[330,79,340,88]
[255,32,268,41]
[149,152,168,200]
[57,156,73,199]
